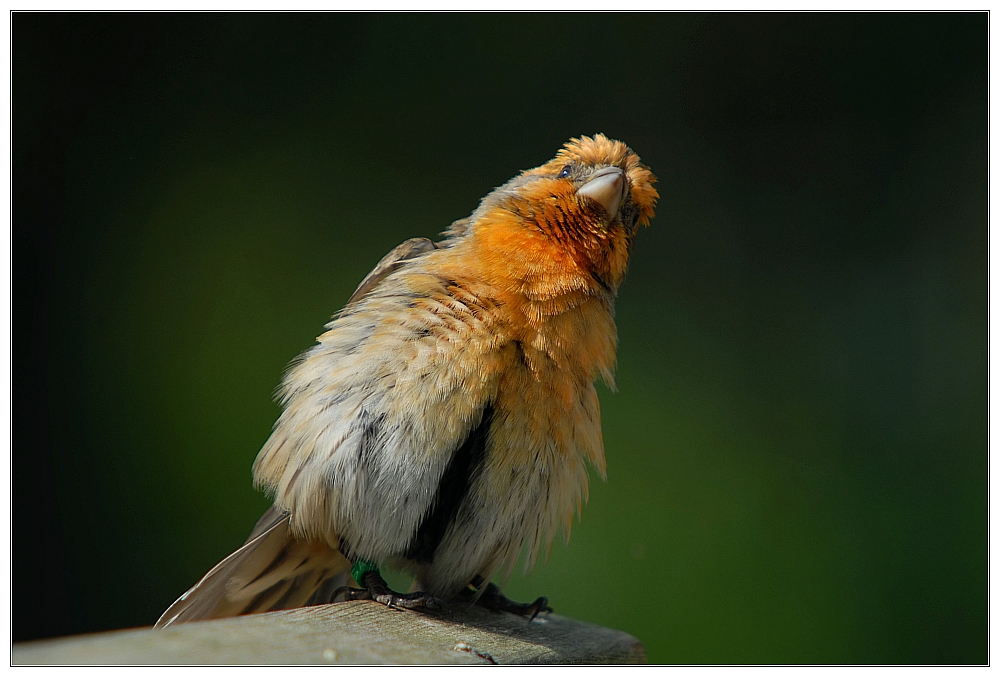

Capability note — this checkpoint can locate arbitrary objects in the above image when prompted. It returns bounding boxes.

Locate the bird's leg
[467,576,552,620]
[333,565,449,614]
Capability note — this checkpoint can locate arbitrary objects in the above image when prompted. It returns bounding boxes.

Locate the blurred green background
[13,13,986,663]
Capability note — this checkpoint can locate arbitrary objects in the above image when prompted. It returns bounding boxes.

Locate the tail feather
[155,506,351,628]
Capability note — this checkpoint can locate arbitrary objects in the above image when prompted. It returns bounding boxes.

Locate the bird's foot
[334,570,450,615]
[463,580,552,621]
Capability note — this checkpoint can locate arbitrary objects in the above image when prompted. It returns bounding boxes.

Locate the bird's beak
[577,166,626,218]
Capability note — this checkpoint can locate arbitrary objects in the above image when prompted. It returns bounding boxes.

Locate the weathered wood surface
[12,601,646,665]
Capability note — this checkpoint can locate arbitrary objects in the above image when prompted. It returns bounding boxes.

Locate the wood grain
[13,601,646,665]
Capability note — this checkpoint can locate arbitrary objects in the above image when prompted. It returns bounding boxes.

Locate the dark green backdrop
[13,13,986,663]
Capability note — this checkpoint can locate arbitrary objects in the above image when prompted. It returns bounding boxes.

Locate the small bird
[155,134,658,627]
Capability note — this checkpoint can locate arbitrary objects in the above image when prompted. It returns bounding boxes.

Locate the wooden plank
[13,601,646,665]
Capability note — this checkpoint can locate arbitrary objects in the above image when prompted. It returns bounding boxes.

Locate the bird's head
[528,133,658,234]
[469,134,658,298]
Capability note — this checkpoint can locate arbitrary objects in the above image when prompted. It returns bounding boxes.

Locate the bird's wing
[345,237,438,306]
[255,236,505,564]
[155,506,351,628]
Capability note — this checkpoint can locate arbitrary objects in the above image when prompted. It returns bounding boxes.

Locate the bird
[155,133,658,628]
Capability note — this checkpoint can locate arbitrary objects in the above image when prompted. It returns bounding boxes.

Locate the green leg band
[351,560,379,585]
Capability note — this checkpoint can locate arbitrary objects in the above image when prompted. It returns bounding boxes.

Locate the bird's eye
[558,165,572,179]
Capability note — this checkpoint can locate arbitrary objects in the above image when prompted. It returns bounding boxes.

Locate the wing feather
[155,506,351,628]
[345,237,438,306]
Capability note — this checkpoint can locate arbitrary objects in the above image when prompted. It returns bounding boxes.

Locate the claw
[524,596,552,621]
[474,582,553,620]
[331,585,372,602]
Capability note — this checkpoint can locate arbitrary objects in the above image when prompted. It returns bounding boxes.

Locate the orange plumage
[156,134,658,627]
